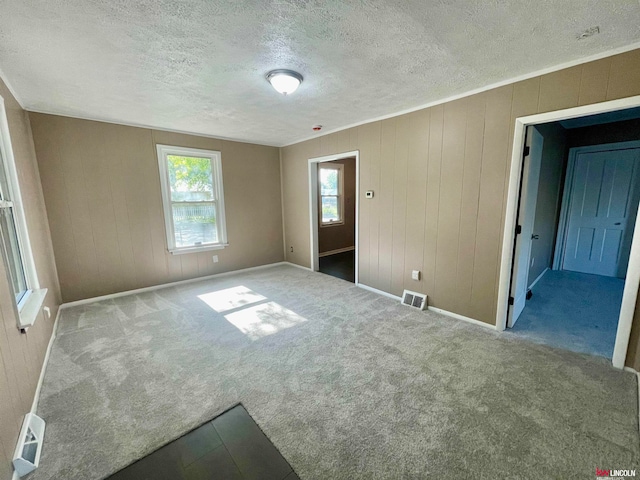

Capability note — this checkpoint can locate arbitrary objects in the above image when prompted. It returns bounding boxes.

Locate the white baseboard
[357,283,496,330]
[357,283,402,300]
[11,306,62,480]
[283,261,313,272]
[528,267,549,291]
[427,306,496,330]
[61,262,290,308]
[318,246,355,257]
[29,307,61,413]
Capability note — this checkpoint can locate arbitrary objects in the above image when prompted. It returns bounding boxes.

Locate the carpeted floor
[33,265,639,480]
[510,270,624,359]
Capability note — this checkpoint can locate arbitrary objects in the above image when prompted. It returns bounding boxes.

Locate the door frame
[552,140,640,271]
[496,94,640,369]
[308,150,360,285]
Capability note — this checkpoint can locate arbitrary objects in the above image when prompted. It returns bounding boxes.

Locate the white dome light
[266,69,303,95]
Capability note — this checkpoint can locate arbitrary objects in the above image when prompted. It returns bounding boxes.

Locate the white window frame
[319,163,344,227]
[0,95,46,329]
[156,144,228,255]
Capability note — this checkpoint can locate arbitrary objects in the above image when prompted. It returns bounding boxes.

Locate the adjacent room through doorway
[315,156,357,283]
[507,107,640,359]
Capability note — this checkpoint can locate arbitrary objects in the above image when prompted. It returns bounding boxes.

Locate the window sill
[17,288,47,330]
[169,244,229,255]
[320,222,345,228]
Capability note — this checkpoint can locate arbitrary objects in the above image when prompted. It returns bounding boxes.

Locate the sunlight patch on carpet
[224,301,307,340]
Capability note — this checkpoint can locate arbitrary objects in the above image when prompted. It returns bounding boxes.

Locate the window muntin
[157,145,227,253]
[319,164,344,226]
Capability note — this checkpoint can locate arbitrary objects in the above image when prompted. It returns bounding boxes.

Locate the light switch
[411,270,421,281]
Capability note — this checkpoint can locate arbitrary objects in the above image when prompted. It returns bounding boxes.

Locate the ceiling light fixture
[266,69,303,95]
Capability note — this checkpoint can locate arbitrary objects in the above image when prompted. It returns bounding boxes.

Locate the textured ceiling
[1,1,639,146]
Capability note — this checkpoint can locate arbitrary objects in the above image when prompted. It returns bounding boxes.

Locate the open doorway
[498,100,640,368]
[308,151,359,284]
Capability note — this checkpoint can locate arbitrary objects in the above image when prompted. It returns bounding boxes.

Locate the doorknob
[531,234,539,240]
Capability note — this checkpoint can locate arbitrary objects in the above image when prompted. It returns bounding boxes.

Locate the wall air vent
[401,290,427,310]
[13,413,45,477]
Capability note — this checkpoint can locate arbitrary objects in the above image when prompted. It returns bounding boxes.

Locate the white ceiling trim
[282,40,640,148]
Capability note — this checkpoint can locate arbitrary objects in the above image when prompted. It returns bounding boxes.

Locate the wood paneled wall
[280,49,640,369]
[30,115,284,303]
[0,80,61,478]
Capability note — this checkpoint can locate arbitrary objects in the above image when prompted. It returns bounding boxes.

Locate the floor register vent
[13,413,45,477]
[401,290,428,310]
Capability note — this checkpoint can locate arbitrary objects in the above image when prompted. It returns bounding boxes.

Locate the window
[157,145,228,254]
[0,163,28,304]
[0,96,45,329]
[319,163,344,226]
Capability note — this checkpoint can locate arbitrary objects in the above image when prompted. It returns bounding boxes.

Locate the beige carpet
[32,265,639,479]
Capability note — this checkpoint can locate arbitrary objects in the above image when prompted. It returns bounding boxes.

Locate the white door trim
[553,141,640,271]
[496,95,640,369]
[308,151,360,285]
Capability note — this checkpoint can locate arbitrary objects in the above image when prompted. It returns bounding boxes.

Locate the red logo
[596,468,611,477]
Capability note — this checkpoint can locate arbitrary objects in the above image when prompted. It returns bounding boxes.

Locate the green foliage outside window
[168,155,213,196]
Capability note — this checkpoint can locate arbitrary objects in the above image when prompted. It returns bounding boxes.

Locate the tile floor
[318,250,355,283]
[107,405,299,480]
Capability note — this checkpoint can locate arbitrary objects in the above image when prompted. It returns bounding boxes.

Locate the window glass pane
[320,168,338,196]
[172,202,218,247]
[0,207,27,302]
[322,196,339,223]
[0,149,9,201]
[167,155,214,202]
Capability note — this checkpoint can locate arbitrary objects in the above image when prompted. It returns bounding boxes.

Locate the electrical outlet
[212,255,219,263]
[411,270,421,281]
[290,246,294,253]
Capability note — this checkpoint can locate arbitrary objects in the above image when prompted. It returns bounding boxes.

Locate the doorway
[497,96,640,369]
[308,151,359,284]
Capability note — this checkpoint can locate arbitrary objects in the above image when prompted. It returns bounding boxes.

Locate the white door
[562,148,640,278]
[508,127,543,327]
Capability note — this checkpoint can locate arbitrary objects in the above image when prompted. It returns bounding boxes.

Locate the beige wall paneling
[538,66,582,113]
[367,122,384,291]
[435,99,468,311]
[282,140,317,268]
[390,115,410,295]
[0,77,61,477]
[423,105,444,299]
[472,86,514,323]
[31,114,284,302]
[578,58,611,106]
[356,122,381,286]
[456,95,486,317]
[607,50,640,101]
[377,119,396,294]
[402,110,430,298]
